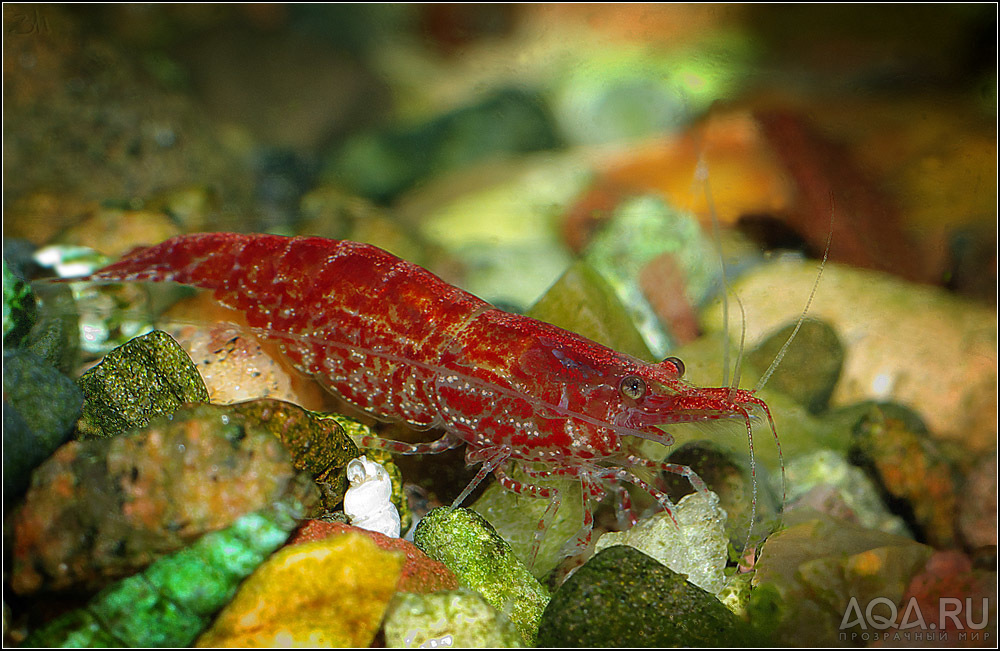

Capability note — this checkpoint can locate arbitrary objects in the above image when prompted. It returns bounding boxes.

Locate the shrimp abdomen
[90,233,492,427]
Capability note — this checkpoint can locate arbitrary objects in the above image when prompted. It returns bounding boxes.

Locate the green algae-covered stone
[3,349,84,501]
[22,505,309,648]
[537,545,754,647]
[384,588,525,648]
[75,329,209,439]
[471,466,583,582]
[412,507,550,645]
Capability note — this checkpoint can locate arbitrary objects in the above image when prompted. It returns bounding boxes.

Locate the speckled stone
[412,507,550,645]
[10,402,314,594]
[849,405,959,547]
[75,330,209,439]
[227,399,359,513]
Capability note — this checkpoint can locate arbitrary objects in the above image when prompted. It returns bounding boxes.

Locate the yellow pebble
[196,532,404,647]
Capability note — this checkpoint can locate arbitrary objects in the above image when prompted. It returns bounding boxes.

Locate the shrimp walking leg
[493,463,564,566]
[358,431,464,455]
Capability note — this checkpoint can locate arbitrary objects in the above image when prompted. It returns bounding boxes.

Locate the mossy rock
[537,545,757,647]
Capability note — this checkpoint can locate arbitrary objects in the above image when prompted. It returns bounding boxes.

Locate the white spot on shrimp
[344,456,401,537]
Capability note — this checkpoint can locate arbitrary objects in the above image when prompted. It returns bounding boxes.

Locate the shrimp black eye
[619,375,647,400]
[663,356,685,377]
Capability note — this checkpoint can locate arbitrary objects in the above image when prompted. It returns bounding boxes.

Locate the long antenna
[730,290,747,395]
[753,201,835,394]
[695,155,734,390]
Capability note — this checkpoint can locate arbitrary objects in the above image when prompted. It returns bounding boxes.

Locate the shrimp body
[85,233,774,555]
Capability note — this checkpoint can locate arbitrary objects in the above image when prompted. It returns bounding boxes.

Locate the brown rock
[10,402,313,594]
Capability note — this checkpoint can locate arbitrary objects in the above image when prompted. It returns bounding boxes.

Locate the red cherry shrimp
[69,210,828,566]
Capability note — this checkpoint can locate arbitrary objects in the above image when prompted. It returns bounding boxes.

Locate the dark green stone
[537,545,756,647]
[75,329,209,439]
[746,318,843,414]
[3,349,84,501]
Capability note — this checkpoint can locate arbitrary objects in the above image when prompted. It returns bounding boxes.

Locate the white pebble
[344,456,401,538]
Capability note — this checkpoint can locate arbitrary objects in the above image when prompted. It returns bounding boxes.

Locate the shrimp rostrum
[82,233,778,559]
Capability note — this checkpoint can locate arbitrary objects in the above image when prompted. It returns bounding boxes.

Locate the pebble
[227,399,359,514]
[287,521,458,594]
[384,588,525,648]
[850,405,959,547]
[412,507,550,645]
[595,490,729,595]
[752,509,934,645]
[701,258,997,456]
[536,545,752,646]
[958,453,997,550]
[75,330,209,439]
[9,402,316,594]
[745,318,844,414]
[3,349,83,502]
[195,532,405,647]
[161,293,330,411]
[784,449,911,538]
[325,88,561,203]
